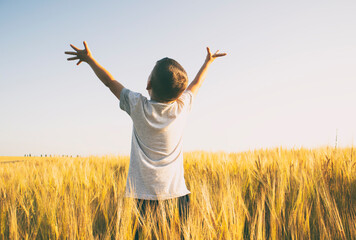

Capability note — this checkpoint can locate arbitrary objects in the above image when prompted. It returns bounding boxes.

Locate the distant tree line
[24,154,81,158]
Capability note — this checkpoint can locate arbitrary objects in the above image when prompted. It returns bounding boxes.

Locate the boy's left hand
[65,41,92,65]
[205,47,227,64]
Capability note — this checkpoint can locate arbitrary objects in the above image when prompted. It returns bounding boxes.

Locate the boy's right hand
[65,41,93,65]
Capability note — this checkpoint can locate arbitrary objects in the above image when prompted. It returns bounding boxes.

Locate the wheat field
[0,147,355,239]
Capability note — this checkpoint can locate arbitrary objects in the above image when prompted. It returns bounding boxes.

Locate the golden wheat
[0,147,355,239]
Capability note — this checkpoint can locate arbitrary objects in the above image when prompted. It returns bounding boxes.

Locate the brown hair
[150,58,188,102]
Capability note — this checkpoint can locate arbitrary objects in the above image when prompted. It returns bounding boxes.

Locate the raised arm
[187,47,227,97]
[65,41,124,100]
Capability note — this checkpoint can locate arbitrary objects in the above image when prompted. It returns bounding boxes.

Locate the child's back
[65,42,226,202]
[66,43,226,238]
[120,87,193,200]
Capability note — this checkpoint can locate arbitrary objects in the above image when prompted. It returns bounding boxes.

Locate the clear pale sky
[1,1,355,156]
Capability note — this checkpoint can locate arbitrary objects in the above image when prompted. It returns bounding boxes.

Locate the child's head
[147,58,188,103]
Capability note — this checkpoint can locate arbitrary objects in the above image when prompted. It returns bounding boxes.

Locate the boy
[65,42,226,235]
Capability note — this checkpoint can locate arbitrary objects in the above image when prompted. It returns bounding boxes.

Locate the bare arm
[187,47,227,97]
[65,41,124,100]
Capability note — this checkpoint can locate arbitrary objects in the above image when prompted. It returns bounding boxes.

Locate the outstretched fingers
[207,47,227,59]
[70,44,80,51]
[83,41,88,50]
[67,56,79,61]
[206,47,211,56]
[213,52,227,58]
[65,51,77,56]
[65,42,90,65]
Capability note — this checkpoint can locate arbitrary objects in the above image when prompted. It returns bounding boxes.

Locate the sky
[0,0,355,156]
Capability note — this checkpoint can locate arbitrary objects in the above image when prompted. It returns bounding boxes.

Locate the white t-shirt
[120,88,193,200]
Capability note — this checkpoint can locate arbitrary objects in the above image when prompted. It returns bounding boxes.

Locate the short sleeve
[119,88,142,115]
[178,90,194,112]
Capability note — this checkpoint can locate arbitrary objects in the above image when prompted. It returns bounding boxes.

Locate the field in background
[0,147,355,239]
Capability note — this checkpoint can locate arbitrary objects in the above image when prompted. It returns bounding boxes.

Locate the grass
[0,147,355,239]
